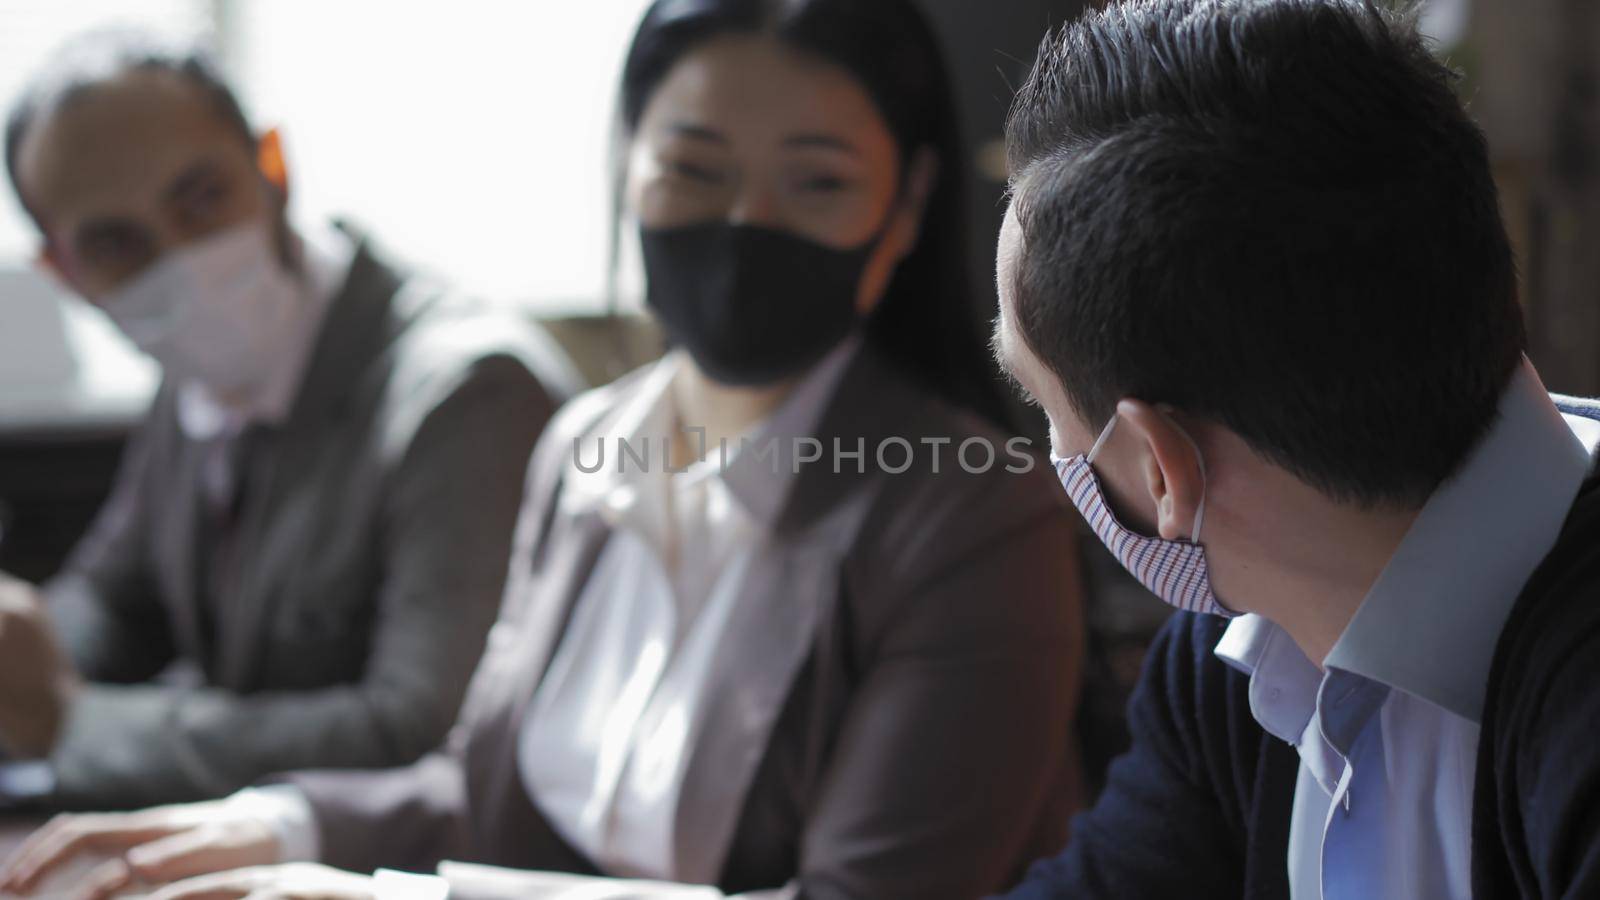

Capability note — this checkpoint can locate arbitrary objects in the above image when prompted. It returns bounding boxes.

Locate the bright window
[0,0,653,313]
[226,0,653,312]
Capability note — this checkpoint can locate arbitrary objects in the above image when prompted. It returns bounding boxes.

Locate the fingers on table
[0,812,179,894]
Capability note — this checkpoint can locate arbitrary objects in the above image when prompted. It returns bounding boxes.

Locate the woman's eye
[795,174,852,194]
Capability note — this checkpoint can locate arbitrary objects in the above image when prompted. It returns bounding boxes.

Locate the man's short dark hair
[5,28,253,226]
[1005,0,1525,508]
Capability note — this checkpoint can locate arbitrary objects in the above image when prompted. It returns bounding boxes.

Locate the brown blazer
[288,348,1086,900]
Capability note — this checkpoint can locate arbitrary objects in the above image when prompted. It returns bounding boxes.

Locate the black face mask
[640,222,880,386]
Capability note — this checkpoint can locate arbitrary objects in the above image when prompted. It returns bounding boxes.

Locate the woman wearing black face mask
[4,2,1087,898]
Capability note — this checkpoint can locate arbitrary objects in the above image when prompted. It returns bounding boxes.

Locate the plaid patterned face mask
[1052,414,1238,618]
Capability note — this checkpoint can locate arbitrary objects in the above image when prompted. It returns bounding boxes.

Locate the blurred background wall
[1468,0,1600,394]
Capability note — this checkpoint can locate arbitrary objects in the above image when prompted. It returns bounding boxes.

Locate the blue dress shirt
[1216,360,1600,899]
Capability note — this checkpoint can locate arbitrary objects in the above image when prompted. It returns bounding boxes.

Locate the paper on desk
[437,861,730,900]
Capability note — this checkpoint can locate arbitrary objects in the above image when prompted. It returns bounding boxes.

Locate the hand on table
[0,800,280,900]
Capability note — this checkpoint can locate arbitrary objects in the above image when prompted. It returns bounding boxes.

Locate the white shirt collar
[563,336,862,531]
[176,221,355,440]
[1218,359,1600,723]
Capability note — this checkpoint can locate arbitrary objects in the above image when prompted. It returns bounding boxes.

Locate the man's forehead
[989,261,1043,404]
[992,204,1027,349]
[991,199,1078,424]
[997,200,1024,259]
[991,300,1024,371]
[17,69,245,224]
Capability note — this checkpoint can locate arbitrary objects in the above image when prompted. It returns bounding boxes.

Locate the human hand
[0,573,76,758]
[0,799,280,900]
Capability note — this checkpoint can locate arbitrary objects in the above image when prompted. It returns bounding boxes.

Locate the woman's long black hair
[610,0,1013,430]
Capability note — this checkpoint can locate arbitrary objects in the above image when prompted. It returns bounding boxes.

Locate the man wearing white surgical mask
[0,29,579,810]
[97,217,308,414]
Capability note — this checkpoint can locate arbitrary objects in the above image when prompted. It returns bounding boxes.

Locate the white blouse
[242,338,859,894]
[527,337,857,879]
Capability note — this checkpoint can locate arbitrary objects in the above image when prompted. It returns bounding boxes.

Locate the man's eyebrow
[988,321,1008,362]
[989,324,1020,379]
[1001,367,1042,408]
[781,132,861,157]
[988,323,1044,407]
[666,122,730,144]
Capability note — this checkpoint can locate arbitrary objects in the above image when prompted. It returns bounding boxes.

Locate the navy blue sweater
[1005,473,1600,899]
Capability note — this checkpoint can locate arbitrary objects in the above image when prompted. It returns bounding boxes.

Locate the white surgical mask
[98,219,303,402]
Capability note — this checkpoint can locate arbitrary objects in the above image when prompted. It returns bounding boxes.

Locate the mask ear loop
[1085,415,1119,464]
[1187,445,1207,542]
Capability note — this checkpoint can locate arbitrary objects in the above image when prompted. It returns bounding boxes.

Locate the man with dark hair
[0,29,580,809]
[992,0,1600,896]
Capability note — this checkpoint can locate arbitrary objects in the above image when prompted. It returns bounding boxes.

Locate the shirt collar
[563,336,861,530]
[1215,612,1324,743]
[176,221,354,440]
[1218,359,1600,724]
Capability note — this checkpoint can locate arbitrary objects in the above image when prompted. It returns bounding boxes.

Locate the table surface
[0,815,43,863]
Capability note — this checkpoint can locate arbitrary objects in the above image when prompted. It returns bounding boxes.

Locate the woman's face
[627,33,935,314]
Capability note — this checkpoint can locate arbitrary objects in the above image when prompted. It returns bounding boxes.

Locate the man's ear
[1117,398,1206,541]
[257,128,290,201]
